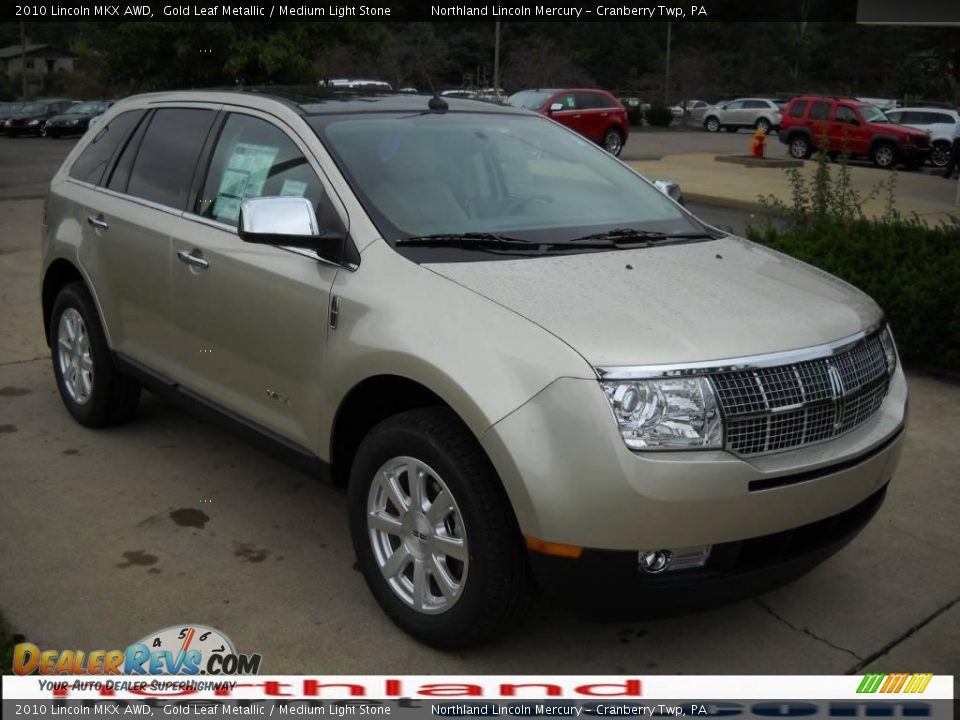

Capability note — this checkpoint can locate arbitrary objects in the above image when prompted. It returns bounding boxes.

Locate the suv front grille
[711,333,889,456]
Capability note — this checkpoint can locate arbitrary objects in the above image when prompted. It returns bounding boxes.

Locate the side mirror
[549,103,563,113]
[238,197,347,262]
[653,178,684,205]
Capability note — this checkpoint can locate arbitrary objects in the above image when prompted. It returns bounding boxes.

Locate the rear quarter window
[68,110,146,186]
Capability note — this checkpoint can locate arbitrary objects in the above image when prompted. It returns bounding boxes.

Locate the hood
[424,236,882,368]
[48,112,92,123]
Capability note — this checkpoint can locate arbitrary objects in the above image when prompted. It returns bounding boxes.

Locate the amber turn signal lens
[524,536,584,559]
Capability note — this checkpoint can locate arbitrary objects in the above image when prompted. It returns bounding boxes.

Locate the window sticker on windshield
[280,179,308,197]
[212,142,280,222]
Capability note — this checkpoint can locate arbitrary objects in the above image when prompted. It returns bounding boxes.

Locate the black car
[4,100,75,137]
[43,100,113,138]
[0,102,27,124]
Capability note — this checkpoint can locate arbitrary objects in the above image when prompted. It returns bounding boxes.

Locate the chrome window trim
[595,322,885,380]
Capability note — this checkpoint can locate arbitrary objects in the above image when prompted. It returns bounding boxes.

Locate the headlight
[879,326,898,376]
[28,119,40,126]
[601,377,722,450]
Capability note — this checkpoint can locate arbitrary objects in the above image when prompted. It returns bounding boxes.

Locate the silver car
[884,107,960,168]
[703,97,783,133]
[42,89,906,648]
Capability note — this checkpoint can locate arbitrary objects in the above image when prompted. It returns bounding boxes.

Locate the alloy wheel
[57,308,94,405]
[789,138,809,159]
[705,117,719,132]
[366,456,468,614]
[603,131,623,155]
[874,146,895,168]
[931,143,950,168]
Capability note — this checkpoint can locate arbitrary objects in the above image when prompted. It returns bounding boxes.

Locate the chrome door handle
[177,250,209,270]
[87,215,108,231]
[573,114,581,118]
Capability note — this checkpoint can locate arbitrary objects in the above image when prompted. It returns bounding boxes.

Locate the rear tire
[601,127,624,156]
[788,135,813,159]
[49,282,141,427]
[931,141,951,168]
[348,407,531,649]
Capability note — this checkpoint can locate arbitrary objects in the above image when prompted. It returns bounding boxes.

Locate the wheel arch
[42,258,87,345]
[868,134,901,154]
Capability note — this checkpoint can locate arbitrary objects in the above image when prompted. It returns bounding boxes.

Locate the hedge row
[747,218,960,375]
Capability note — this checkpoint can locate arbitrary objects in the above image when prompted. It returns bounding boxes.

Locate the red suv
[778,96,931,169]
[507,88,630,156]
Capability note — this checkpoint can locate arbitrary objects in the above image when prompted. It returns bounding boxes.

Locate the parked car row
[2,98,113,138]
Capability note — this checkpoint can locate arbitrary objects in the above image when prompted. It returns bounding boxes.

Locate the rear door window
[69,110,145,185]
[196,113,326,227]
[809,102,831,121]
[789,101,809,118]
[125,108,217,209]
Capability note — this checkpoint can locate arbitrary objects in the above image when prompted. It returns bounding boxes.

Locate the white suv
[884,107,959,168]
[703,98,783,134]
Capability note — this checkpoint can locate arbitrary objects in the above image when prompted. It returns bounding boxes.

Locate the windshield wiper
[396,232,536,248]
[570,228,723,243]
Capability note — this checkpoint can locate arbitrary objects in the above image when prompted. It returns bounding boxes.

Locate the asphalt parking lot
[0,131,958,674]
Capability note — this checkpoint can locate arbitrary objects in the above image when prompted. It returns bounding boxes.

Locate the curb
[684,192,767,214]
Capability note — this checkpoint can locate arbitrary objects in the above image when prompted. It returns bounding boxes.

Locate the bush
[748,218,960,374]
[644,104,674,127]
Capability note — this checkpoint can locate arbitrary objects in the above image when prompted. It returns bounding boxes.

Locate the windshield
[860,104,888,123]
[506,90,553,111]
[310,112,705,250]
[69,101,105,114]
[19,103,48,115]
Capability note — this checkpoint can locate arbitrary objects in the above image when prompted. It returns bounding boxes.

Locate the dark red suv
[778,96,931,169]
[507,88,630,156]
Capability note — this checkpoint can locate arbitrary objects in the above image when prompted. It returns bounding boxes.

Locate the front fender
[321,238,595,448]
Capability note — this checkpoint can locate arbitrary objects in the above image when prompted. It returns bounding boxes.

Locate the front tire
[348,408,531,649]
[704,116,720,132]
[756,117,771,133]
[602,127,624,156]
[50,282,140,427]
[871,143,897,169]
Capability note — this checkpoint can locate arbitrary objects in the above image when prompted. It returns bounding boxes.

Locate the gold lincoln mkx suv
[41,89,907,648]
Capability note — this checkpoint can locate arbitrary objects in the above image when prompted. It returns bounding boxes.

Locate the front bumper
[5,124,41,136]
[529,483,887,616]
[900,146,931,163]
[481,366,907,551]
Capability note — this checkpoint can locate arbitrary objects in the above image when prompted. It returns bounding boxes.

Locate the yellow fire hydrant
[750,127,767,158]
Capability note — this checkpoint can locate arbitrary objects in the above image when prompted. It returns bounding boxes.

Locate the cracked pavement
[1,189,959,674]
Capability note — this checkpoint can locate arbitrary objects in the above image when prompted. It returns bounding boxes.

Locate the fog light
[638,550,671,574]
[638,545,711,574]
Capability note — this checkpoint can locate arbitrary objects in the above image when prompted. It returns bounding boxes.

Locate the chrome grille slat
[713,334,889,457]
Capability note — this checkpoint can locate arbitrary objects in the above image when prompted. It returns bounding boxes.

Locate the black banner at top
[5,0,960,24]
[4,0,858,24]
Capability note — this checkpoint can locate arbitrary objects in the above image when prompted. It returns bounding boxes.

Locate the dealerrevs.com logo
[13,624,262,676]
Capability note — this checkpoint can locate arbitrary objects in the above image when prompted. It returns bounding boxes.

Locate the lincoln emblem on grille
[827,361,844,401]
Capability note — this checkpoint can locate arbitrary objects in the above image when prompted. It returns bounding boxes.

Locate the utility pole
[664,21,672,106]
[493,21,501,98]
[20,21,27,100]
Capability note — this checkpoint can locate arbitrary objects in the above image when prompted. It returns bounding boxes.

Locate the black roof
[230,86,526,116]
